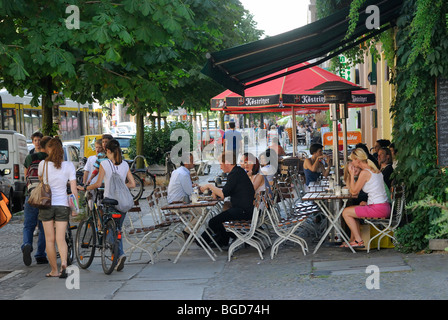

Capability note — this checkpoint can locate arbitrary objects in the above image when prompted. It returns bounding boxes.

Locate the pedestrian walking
[38,137,78,278]
[28,132,43,155]
[21,135,52,266]
[223,122,243,161]
[81,139,136,271]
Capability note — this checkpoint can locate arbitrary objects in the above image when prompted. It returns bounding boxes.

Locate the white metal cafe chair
[223,193,266,261]
[262,190,308,258]
[363,184,405,253]
[122,198,172,263]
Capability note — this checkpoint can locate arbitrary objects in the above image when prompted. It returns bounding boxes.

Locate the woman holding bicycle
[81,139,135,271]
[38,137,78,278]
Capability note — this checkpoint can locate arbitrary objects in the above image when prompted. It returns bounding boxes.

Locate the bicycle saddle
[102,198,118,206]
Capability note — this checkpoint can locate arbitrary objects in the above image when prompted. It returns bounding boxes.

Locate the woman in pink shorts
[341,148,391,248]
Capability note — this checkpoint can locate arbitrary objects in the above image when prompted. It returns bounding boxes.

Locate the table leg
[180,208,221,254]
[173,208,217,263]
[313,199,355,254]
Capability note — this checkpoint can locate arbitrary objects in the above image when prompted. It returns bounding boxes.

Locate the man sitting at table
[167,153,196,204]
[200,151,255,248]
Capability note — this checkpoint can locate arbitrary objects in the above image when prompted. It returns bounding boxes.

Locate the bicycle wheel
[101,218,119,275]
[142,172,156,199]
[128,172,143,201]
[66,223,76,266]
[75,219,96,269]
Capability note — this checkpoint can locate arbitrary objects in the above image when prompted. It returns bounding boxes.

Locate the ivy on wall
[391,0,448,252]
[316,0,448,251]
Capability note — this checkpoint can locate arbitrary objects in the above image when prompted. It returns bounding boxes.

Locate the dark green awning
[202,0,403,96]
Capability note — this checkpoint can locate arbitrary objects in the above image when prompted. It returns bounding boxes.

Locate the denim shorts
[39,206,70,222]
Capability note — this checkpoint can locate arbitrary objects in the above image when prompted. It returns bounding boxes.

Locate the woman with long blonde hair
[38,137,78,278]
[341,148,390,248]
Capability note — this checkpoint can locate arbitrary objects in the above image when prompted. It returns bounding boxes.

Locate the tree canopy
[0,0,264,134]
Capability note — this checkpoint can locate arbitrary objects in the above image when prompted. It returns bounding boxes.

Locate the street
[1,162,448,302]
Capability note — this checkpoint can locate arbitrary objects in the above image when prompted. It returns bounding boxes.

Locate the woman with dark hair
[241,152,264,193]
[82,139,135,271]
[303,143,330,186]
[38,137,78,278]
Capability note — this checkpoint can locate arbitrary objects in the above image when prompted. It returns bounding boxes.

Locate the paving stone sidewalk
[1,161,448,300]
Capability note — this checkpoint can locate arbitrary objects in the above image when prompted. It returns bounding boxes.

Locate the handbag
[28,161,52,209]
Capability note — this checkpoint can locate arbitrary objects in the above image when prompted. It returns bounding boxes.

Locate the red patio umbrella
[210,62,375,112]
[210,62,375,156]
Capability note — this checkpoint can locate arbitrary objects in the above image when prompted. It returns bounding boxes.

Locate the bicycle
[127,155,156,201]
[164,151,177,179]
[66,222,77,265]
[74,187,121,275]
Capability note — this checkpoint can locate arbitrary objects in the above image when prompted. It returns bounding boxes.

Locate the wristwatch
[84,186,88,191]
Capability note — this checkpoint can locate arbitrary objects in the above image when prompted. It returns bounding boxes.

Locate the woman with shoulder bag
[80,139,135,271]
[38,137,78,278]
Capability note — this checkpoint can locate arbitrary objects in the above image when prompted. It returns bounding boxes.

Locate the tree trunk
[157,105,161,130]
[41,76,55,136]
[136,111,144,169]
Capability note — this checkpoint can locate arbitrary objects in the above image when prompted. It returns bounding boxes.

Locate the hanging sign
[323,131,362,146]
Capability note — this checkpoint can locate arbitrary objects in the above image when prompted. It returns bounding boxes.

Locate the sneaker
[116,255,126,271]
[22,244,32,266]
[36,257,49,264]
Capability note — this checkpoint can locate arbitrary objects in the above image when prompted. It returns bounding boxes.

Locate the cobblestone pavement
[1,161,448,301]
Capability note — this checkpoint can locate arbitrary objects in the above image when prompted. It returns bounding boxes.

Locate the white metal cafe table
[302,191,357,254]
[161,199,220,263]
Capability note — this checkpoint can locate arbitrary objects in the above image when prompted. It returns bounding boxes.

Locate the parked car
[0,130,29,211]
[63,143,81,169]
[79,134,132,160]
[114,136,132,160]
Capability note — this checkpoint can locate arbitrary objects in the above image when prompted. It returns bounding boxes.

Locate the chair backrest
[251,192,264,225]
[390,184,405,228]
[261,189,282,226]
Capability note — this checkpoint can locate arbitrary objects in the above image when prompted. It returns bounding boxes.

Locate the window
[0,138,9,164]
[115,138,130,148]
[2,109,16,131]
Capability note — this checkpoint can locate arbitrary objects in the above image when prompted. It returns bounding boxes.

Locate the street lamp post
[307,81,365,186]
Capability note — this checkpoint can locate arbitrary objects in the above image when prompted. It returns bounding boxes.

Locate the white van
[0,130,29,210]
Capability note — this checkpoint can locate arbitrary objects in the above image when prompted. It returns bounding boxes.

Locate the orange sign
[323,131,362,146]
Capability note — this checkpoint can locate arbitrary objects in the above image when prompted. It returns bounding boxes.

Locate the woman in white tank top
[341,148,391,248]
[81,139,135,271]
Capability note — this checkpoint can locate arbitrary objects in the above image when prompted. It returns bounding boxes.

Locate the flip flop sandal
[350,240,365,248]
[45,273,60,278]
[59,266,68,279]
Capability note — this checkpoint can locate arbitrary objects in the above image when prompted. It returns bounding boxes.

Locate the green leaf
[47,48,62,67]
[119,30,134,45]
[90,25,110,44]
[122,0,139,13]
[105,47,121,62]
[163,16,181,33]
[140,0,155,16]
[8,53,28,80]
